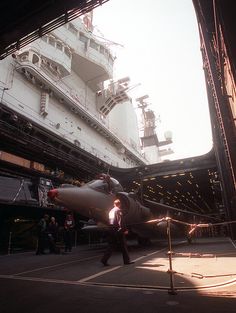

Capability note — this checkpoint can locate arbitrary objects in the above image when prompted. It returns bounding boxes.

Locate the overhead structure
[193,0,236,237]
[110,150,221,220]
[0,0,109,60]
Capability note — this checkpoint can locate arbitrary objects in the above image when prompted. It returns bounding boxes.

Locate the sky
[93,0,213,161]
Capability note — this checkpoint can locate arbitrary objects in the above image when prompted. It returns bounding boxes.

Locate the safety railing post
[74,230,77,247]
[166,218,177,295]
[8,232,12,255]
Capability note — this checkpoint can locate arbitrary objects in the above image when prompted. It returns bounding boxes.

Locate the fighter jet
[47,174,218,242]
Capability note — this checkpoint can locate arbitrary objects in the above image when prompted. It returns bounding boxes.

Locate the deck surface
[0,237,236,313]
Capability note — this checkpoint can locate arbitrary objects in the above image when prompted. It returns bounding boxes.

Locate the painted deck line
[0,273,235,292]
[14,255,99,276]
[78,266,121,282]
[77,246,168,283]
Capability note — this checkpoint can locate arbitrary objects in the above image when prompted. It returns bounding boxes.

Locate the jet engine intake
[116,192,151,224]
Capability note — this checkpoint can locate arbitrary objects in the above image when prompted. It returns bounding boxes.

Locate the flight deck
[0,237,236,313]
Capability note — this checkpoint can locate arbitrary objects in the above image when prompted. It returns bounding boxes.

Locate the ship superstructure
[1,16,151,170]
[136,95,173,163]
[0,12,176,226]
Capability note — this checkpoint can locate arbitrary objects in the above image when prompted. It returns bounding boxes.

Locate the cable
[12,179,24,202]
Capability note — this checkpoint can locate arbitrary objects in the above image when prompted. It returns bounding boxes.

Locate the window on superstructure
[56,41,63,51]
[48,37,55,47]
[100,46,105,55]
[79,32,89,45]
[108,56,113,66]
[41,35,47,43]
[64,47,72,59]
[32,53,39,65]
[90,39,99,51]
[19,51,29,62]
[68,23,78,36]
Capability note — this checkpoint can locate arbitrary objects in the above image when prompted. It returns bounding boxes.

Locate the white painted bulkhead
[0,48,147,168]
[108,100,141,153]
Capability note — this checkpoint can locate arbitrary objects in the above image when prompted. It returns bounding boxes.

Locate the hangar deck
[0,236,236,313]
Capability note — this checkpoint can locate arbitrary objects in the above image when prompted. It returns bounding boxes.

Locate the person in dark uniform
[63,213,75,252]
[101,199,134,266]
[36,214,49,255]
[48,216,59,253]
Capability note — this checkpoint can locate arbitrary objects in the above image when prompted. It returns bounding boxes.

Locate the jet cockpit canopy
[86,175,123,194]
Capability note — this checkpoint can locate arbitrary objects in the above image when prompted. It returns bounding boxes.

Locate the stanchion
[146,216,236,294]
[166,218,177,295]
[8,232,12,255]
[74,230,77,247]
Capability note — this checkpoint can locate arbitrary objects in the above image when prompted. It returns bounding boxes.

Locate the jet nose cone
[48,189,58,200]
